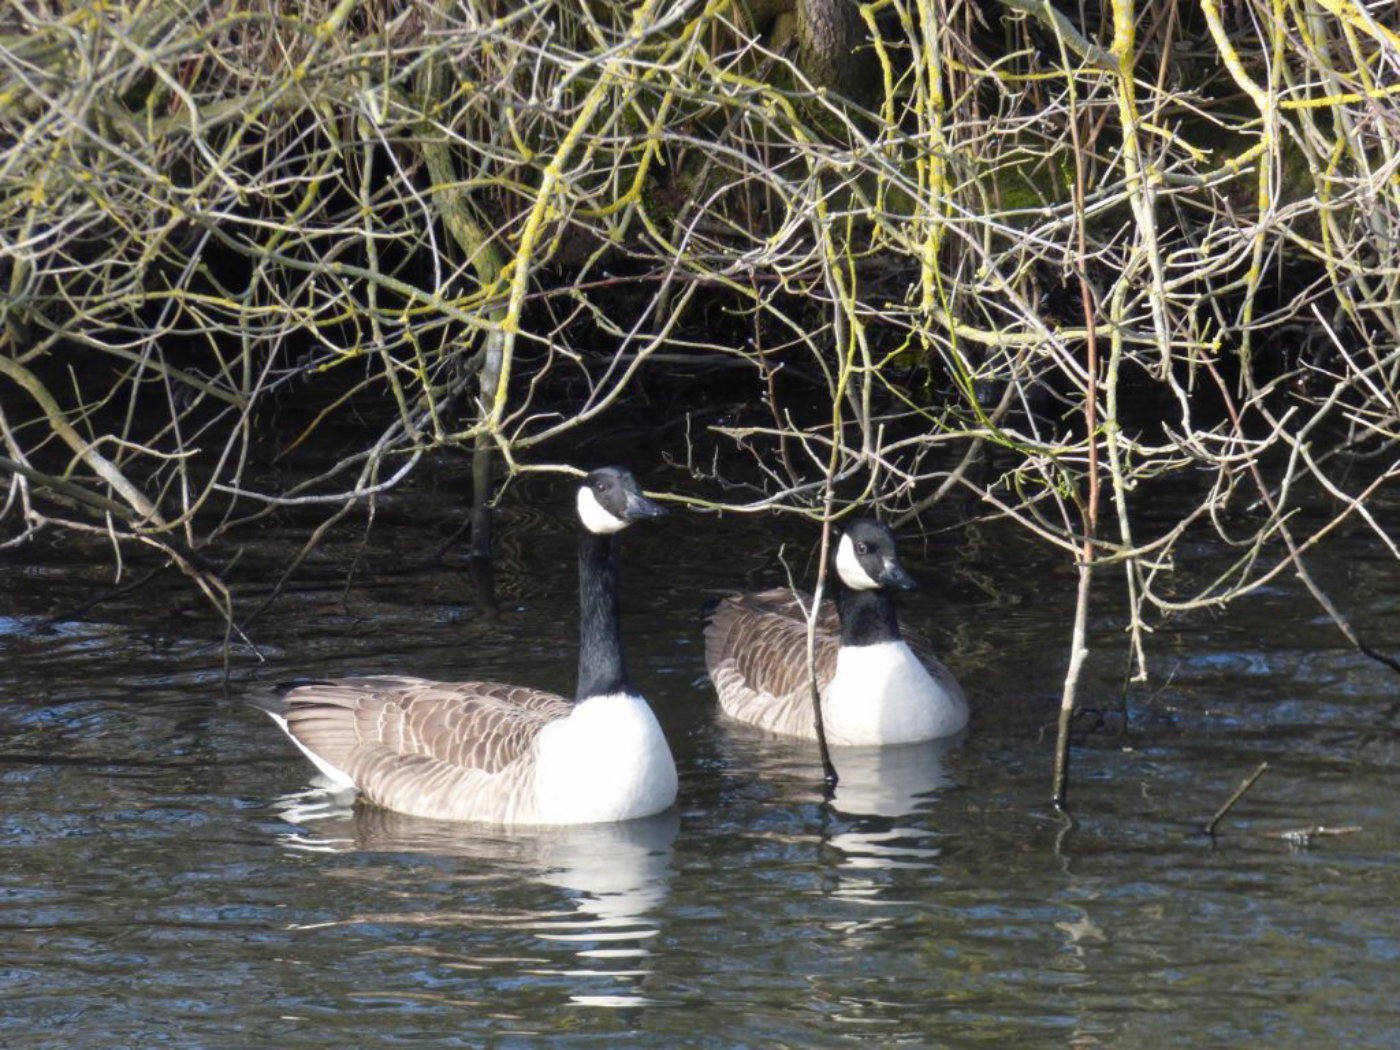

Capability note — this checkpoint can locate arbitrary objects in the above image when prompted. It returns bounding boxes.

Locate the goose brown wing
[280,676,572,822]
[703,588,839,737]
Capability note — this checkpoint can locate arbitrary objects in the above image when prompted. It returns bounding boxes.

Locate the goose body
[704,521,967,745]
[261,468,678,826]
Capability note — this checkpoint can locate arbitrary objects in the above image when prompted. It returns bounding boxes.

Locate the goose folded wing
[705,588,841,702]
[283,676,572,777]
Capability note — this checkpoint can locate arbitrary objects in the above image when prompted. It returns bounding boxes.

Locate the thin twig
[1204,761,1270,836]
[807,517,839,789]
[1052,33,1102,812]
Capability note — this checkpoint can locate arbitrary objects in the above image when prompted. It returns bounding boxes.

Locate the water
[2,467,1397,1047]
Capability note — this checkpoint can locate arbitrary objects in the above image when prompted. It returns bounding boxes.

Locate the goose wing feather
[703,588,839,737]
[703,588,961,738]
[281,676,572,822]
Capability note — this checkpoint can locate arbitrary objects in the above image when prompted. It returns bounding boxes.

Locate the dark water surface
[2,469,1397,1047]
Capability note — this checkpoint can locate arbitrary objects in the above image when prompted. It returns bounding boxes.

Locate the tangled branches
[1,1,1397,786]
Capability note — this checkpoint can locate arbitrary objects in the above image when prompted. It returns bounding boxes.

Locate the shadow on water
[1,464,1398,1046]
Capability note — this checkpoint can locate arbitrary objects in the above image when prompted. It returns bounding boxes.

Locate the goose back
[704,589,840,738]
[278,676,572,824]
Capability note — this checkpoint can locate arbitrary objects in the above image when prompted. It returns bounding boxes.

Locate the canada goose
[256,467,678,826]
[704,519,968,745]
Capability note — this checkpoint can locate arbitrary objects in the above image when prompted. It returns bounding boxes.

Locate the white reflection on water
[270,786,678,1008]
[825,739,956,907]
[723,726,958,889]
[828,738,956,820]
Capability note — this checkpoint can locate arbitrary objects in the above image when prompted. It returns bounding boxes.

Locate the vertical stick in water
[808,518,838,789]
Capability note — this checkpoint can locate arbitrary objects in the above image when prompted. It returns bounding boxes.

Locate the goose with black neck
[255,467,678,825]
[704,518,968,746]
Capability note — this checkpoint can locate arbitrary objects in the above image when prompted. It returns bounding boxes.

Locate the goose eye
[856,541,868,554]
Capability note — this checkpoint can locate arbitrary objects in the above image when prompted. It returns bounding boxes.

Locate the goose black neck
[835,583,902,647]
[575,530,632,700]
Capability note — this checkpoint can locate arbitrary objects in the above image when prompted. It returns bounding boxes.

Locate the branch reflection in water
[269,785,678,1009]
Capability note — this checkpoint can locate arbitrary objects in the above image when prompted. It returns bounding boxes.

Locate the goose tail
[245,678,336,721]
[700,592,730,629]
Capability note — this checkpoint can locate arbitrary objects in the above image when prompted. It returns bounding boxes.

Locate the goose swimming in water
[703,518,968,746]
[257,467,678,825]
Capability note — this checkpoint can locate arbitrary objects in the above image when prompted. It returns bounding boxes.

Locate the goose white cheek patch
[577,486,628,534]
[835,533,881,590]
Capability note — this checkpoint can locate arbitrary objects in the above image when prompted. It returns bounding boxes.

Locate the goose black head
[834,518,916,591]
[576,467,666,535]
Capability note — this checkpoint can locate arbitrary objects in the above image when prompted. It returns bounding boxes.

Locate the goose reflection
[825,740,956,903]
[828,738,956,820]
[723,726,958,898]
[271,788,678,1008]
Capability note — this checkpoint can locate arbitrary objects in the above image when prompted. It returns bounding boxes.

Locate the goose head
[834,519,916,591]
[576,466,666,535]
